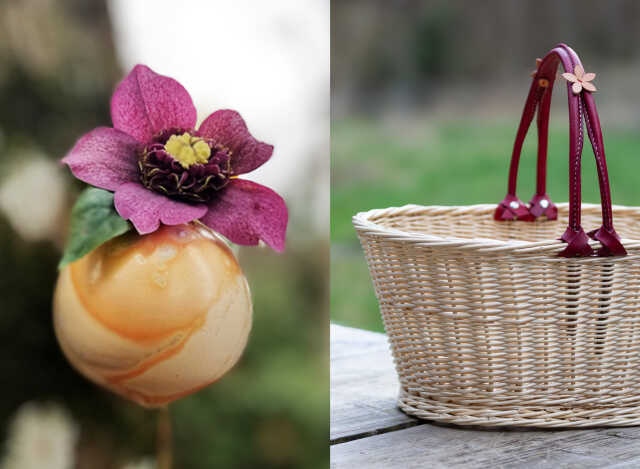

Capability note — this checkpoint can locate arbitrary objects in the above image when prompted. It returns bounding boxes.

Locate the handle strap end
[494,195,534,221]
[588,226,627,257]
[559,227,594,257]
[528,194,558,220]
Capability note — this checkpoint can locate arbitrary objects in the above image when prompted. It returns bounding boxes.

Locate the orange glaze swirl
[53,224,252,407]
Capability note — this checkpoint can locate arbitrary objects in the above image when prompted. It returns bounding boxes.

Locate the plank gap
[330,419,425,445]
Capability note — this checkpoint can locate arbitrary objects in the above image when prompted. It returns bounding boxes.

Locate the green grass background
[331,117,640,332]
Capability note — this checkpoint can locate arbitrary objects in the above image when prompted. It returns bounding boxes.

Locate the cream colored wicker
[354,203,640,427]
[353,43,640,428]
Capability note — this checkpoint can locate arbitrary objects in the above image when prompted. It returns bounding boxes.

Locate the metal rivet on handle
[509,201,519,209]
[540,199,549,208]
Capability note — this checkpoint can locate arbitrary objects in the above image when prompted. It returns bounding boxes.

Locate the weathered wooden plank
[331,324,640,468]
[331,423,640,468]
[330,324,421,443]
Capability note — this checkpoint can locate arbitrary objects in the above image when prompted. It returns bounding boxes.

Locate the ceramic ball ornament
[54,224,252,407]
[55,64,287,406]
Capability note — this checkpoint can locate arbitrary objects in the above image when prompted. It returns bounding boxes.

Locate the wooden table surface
[330,323,640,468]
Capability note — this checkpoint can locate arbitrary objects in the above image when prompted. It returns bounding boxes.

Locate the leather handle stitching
[582,100,611,226]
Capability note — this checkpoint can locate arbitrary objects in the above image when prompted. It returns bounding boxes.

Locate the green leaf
[58,188,132,269]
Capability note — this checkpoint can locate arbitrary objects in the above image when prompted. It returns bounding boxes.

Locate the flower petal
[114,182,207,234]
[561,73,578,83]
[582,72,596,82]
[197,110,273,175]
[582,81,597,92]
[200,179,287,252]
[574,64,584,80]
[572,82,583,94]
[62,127,140,191]
[111,65,197,143]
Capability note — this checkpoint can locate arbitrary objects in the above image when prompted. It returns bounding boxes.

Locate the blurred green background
[331,0,640,333]
[0,1,327,468]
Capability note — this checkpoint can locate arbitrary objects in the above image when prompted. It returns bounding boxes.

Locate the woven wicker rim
[353,202,640,258]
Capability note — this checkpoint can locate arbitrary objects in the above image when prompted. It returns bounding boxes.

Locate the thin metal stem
[156,406,172,469]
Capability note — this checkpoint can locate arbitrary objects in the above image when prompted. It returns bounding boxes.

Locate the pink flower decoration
[561,64,597,95]
[63,65,287,252]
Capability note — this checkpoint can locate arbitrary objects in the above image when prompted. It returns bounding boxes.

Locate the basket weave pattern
[354,203,640,427]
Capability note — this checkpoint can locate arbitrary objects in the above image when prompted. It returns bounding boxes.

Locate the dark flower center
[139,129,232,203]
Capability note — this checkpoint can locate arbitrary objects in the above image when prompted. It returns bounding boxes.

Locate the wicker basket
[353,44,640,428]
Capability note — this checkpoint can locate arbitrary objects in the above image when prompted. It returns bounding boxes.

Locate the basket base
[398,390,640,429]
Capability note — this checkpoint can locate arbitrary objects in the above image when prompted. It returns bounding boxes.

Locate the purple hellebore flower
[62,65,287,252]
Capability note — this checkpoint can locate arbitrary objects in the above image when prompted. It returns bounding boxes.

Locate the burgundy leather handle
[495,44,626,257]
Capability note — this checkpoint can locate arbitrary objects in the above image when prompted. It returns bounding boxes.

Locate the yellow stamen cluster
[164,132,211,168]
